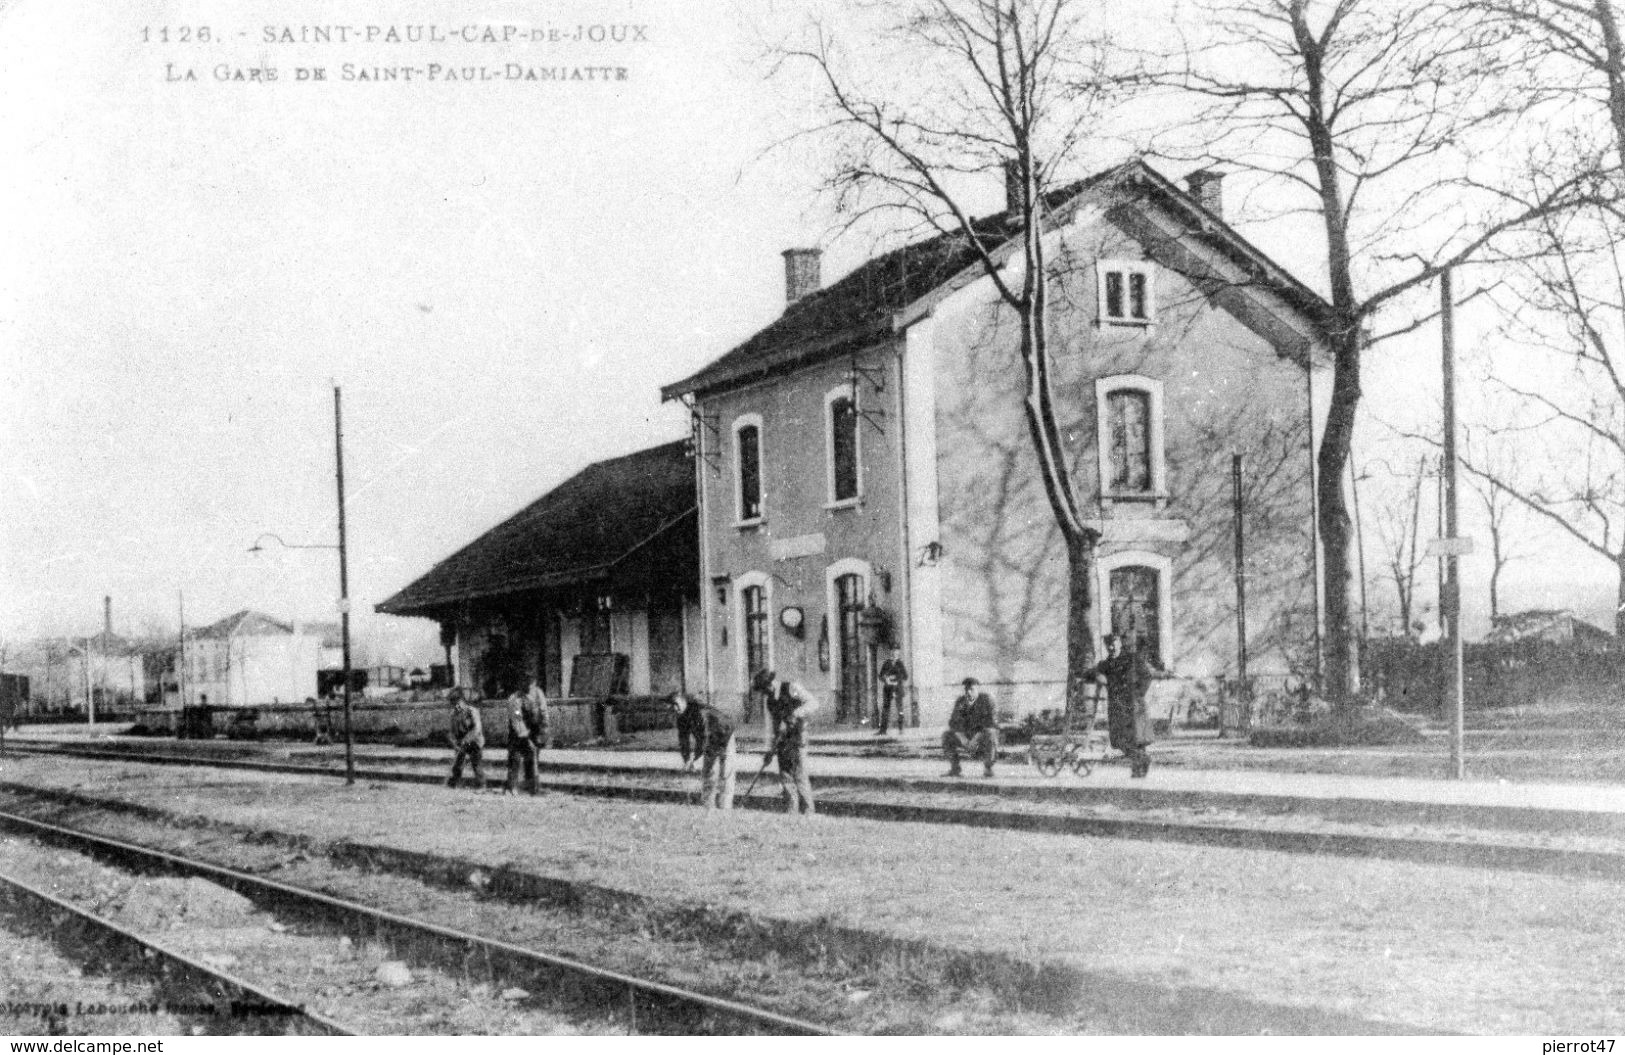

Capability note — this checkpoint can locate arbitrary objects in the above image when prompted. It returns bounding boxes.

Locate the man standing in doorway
[670,691,737,809]
[875,646,909,736]
[942,677,998,778]
[1082,633,1156,777]
[753,669,817,815]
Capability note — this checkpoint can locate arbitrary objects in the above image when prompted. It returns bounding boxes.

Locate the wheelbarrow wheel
[1028,743,1063,778]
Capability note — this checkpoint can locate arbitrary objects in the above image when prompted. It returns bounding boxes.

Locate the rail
[0,808,842,1036]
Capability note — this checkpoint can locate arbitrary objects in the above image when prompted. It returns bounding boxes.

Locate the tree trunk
[1065,530,1099,715]
[1317,328,1363,706]
[1615,548,1625,639]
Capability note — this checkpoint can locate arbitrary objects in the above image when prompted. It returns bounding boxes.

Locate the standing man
[524,675,552,750]
[875,646,909,736]
[942,676,998,778]
[670,691,737,809]
[503,681,547,796]
[753,669,817,815]
[1081,633,1156,777]
[446,688,486,790]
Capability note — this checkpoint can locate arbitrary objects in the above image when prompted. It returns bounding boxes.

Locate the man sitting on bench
[942,676,998,778]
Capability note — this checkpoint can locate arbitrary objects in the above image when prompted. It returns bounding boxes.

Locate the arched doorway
[834,572,873,724]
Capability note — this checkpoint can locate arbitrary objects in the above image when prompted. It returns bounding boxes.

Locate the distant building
[183,610,326,707]
[9,633,144,715]
[1484,609,1613,653]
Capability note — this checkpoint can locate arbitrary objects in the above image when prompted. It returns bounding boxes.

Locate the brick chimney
[104,596,112,639]
[1185,169,1225,219]
[782,248,822,305]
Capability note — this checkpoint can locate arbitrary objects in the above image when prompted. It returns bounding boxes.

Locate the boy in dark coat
[942,677,998,777]
[875,647,909,735]
[1081,633,1156,777]
[670,691,738,809]
[446,688,486,790]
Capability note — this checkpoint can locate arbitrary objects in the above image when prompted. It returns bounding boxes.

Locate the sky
[0,0,1612,665]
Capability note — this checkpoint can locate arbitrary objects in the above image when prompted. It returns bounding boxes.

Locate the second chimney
[782,248,822,305]
[1185,169,1225,220]
[104,596,112,640]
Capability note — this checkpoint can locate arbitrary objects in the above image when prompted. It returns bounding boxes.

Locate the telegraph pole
[1232,453,1249,697]
[177,592,187,712]
[335,384,355,785]
[1441,268,1466,779]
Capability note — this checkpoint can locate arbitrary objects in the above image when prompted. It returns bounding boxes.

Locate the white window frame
[823,385,863,508]
[1094,374,1167,501]
[732,413,765,528]
[1097,259,1156,326]
[734,571,774,692]
[823,558,871,695]
[1095,549,1175,668]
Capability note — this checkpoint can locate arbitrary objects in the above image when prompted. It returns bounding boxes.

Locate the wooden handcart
[1027,681,1103,778]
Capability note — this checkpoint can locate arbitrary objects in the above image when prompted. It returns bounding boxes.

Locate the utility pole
[1232,453,1249,701]
[177,592,187,712]
[1441,268,1466,779]
[335,384,356,785]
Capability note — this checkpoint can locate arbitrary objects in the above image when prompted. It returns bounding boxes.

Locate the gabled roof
[660,159,1334,401]
[190,610,297,639]
[376,440,697,616]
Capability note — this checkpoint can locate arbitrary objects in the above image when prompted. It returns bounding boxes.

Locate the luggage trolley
[1027,680,1103,778]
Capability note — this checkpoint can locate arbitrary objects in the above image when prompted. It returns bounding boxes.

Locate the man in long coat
[1081,633,1156,777]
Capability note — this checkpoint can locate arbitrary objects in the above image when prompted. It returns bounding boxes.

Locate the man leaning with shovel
[749,669,817,815]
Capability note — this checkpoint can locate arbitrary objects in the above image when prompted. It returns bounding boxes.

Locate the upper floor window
[1099,261,1155,325]
[1094,375,1166,500]
[826,388,860,505]
[1106,390,1151,492]
[734,415,763,524]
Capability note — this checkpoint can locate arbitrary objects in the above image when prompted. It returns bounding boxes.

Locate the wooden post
[335,384,356,785]
[1441,269,1466,779]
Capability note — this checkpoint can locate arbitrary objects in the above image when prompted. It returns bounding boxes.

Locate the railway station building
[661,160,1336,730]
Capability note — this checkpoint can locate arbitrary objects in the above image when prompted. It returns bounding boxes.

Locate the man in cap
[446,687,486,790]
[670,690,737,809]
[753,669,817,815]
[942,676,998,778]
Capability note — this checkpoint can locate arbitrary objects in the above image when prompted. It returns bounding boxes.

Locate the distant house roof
[661,159,1333,401]
[1485,609,1613,647]
[189,610,298,639]
[376,440,698,618]
[303,621,343,649]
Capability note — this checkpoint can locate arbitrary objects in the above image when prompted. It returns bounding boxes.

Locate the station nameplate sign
[770,534,826,561]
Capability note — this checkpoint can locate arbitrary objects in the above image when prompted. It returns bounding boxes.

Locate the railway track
[0,863,355,1036]
[0,809,840,1037]
[7,738,1624,879]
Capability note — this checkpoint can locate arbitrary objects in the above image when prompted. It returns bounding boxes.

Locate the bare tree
[776,0,1125,706]
[1458,432,1528,623]
[1368,456,1431,638]
[1145,0,1611,705]
[1447,0,1625,633]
